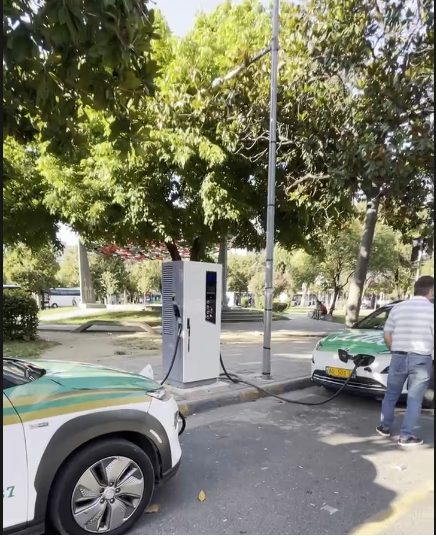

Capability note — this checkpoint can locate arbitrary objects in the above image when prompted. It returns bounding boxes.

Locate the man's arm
[384,309,396,350]
[384,332,393,349]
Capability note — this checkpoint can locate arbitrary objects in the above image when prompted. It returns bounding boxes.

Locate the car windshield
[354,308,392,330]
[3,358,46,385]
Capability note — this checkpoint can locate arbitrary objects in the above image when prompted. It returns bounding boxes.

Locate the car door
[3,392,28,530]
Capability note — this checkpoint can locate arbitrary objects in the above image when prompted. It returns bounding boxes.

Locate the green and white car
[311,302,434,407]
[3,358,184,535]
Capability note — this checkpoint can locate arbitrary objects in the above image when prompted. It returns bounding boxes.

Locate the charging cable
[220,354,361,407]
[161,322,182,386]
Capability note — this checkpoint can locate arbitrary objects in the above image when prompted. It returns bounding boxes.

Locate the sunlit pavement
[132,388,434,535]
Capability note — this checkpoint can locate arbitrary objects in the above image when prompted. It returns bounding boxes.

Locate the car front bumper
[312,369,389,397]
[161,458,181,484]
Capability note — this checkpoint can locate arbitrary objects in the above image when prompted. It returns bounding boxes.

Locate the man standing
[377,276,434,446]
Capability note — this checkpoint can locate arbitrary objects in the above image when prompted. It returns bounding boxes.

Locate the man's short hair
[414,276,434,297]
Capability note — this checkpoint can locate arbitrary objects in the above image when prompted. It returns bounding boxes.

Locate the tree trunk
[329,287,340,315]
[346,193,380,326]
[301,284,308,307]
[189,237,204,261]
[165,241,181,261]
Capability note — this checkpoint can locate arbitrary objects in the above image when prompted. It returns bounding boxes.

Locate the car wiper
[3,358,45,381]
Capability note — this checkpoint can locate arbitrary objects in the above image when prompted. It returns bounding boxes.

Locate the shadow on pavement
[134,391,433,535]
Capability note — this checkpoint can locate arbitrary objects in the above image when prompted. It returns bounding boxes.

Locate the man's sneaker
[376,425,391,437]
[398,436,424,447]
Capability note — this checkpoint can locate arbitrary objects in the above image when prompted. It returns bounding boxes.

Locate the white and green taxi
[3,358,184,535]
[311,302,434,407]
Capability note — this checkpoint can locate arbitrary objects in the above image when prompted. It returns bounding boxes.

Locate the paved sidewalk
[39,316,341,337]
[41,331,319,416]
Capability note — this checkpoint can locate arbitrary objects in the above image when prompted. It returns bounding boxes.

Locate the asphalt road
[133,388,434,535]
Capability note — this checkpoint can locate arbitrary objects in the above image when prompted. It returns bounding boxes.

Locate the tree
[129,261,162,294]
[57,246,79,287]
[3,1,160,254]
[37,1,355,259]
[3,139,60,250]
[88,255,129,303]
[3,245,59,306]
[296,0,434,325]
[314,223,362,314]
[288,250,318,292]
[248,252,292,307]
[364,224,400,298]
[371,242,415,299]
[3,0,158,154]
[227,254,258,295]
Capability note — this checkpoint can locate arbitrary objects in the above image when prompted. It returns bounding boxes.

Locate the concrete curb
[38,324,329,338]
[177,376,312,417]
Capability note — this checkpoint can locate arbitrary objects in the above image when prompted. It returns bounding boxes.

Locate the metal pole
[262,0,280,377]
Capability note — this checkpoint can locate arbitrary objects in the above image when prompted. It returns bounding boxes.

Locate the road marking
[350,481,434,535]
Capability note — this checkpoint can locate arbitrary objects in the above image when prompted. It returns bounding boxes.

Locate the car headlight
[148,388,167,400]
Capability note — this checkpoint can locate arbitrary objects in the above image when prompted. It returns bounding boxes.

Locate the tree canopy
[295,0,434,322]
[3,244,59,295]
[3,0,157,154]
[3,0,434,293]
[33,0,357,258]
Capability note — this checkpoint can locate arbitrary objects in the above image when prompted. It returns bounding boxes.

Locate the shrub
[241,297,250,308]
[272,301,288,313]
[3,290,39,341]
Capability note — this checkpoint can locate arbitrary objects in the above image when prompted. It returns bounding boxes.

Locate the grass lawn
[3,339,60,359]
[331,310,371,325]
[40,310,162,326]
[39,306,79,317]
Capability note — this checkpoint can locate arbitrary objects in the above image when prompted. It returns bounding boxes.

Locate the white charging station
[161,261,222,389]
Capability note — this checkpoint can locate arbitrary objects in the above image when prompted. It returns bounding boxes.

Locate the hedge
[3,290,39,341]
[240,297,250,308]
[272,301,288,313]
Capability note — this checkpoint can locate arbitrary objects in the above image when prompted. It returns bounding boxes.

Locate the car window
[355,308,391,330]
[3,359,46,388]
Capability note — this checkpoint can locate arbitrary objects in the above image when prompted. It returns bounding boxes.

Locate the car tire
[49,438,155,535]
[423,364,434,409]
[51,303,58,308]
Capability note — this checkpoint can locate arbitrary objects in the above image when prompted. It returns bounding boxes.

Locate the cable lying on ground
[220,354,359,407]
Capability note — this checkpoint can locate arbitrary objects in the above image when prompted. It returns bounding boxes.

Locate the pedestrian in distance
[377,276,434,447]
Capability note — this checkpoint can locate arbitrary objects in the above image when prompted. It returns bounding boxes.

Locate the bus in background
[3,284,21,290]
[49,287,81,308]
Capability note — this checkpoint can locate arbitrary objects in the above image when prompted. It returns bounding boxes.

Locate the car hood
[319,329,388,354]
[28,359,163,393]
[5,360,162,423]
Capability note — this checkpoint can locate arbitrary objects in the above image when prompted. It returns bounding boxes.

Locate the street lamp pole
[262,0,280,378]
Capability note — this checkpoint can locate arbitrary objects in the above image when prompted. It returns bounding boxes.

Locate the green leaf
[119,70,143,90]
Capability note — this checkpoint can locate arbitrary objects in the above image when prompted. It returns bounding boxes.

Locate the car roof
[382,298,434,310]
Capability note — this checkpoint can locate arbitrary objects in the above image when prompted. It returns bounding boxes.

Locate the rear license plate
[326,367,353,379]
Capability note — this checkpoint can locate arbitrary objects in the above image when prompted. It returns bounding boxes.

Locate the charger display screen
[205,271,217,324]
